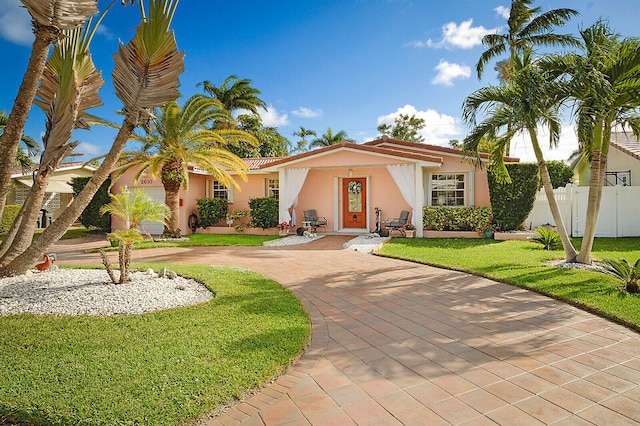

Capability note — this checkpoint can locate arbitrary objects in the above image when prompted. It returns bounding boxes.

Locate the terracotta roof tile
[611,132,640,161]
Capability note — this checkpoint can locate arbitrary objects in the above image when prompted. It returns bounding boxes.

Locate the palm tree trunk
[162,178,181,238]
[576,150,606,264]
[0,118,137,278]
[530,127,577,261]
[0,24,58,221]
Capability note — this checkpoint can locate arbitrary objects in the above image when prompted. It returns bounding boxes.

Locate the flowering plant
[276,221,293,231]
[478,222,497,234]
[404,223,416,231]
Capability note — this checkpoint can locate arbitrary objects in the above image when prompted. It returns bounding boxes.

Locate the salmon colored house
[112,137,510,238]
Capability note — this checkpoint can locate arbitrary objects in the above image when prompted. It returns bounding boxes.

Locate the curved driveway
[56,236,640,425]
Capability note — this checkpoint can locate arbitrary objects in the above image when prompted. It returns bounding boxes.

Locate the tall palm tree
[292,126,316,153]
[116,94,258,238]
[310,127,354,148]
[0,111,40,170]
[0,9,109,264]
[198,75,267,129]
[0,0,184,277]
[476,0,579,156]
[554,22,640,264]
[463,54,578,261]
[0,0,98,223]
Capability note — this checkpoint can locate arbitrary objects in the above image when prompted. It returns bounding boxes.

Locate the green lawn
[95,233,281,252]
[377,237,640,329]
[0,263,310,425]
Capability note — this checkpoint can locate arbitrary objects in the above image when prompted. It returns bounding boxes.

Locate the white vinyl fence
[527,184,640,237]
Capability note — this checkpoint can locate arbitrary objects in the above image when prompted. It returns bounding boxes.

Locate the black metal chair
[303,209,327,233]
[384,210,410,236]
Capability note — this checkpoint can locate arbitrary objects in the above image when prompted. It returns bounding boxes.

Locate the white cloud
[0,2,33,46]
[415,19,500,49]
[495,5,510,20]
[377,104,461,146]
[431,60,471,86]
[260,105,289,127]
[75,142,103,157]
[291,107,323,119]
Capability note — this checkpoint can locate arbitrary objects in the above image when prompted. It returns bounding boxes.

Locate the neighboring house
[528,132,640,237]
[8,162,98,228]
[112,137,518,237]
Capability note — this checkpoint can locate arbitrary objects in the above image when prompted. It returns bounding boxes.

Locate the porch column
[278,168,287,223]
[415,163,424,238]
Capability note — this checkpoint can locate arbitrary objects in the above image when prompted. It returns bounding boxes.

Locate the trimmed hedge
[249,197,278,229]
[0,205,21,233]
[488,163,538,231]
[423,206,492,232]
[197,198,228,228]
[71,177,111,232]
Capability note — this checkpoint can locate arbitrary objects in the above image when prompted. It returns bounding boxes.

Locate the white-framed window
[208,179,233,202]
[265,178,279,200]
[431,173,465,206]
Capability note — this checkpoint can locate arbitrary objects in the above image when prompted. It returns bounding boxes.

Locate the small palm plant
[533,227,562,250]
[603,258,640,294]
[100,188,169,283]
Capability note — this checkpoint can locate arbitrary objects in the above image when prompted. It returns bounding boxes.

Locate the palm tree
[101,188,169,283]
[0,0,98,222]
[292,126,316,153]
[463,54,578,261]
[0,0,184,277]
[198,75,266,129]
[116,94,258,238]
[554,22,640,264]
[0,111,40,170]
[0,9,109,264]
[310,127,354,148]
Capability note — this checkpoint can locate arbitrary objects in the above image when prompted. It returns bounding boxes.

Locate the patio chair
[303,209,328,233]
[384,210,410,236]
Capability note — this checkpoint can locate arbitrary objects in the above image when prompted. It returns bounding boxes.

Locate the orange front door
[342,178,366,228]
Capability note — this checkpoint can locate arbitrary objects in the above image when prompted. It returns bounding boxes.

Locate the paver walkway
[55,236,640,425]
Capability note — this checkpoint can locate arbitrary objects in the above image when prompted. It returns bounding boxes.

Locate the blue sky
[1,0,638,163]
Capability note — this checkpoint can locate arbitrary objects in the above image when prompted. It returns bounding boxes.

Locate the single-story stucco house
[8,162,98,228]
[574,132,640,187]
[112,136,519,238]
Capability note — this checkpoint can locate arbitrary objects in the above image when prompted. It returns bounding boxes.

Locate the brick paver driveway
[55,236,640,425]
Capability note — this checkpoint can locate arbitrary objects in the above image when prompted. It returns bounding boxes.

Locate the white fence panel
[527,184,640,237]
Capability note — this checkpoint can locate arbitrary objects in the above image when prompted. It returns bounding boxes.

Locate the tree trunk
[162,169,182,238]
[0,25,58,222]
[0,118,137,278]
[0,206,25,258]
[530,127,577,262]
[576,151,606,264]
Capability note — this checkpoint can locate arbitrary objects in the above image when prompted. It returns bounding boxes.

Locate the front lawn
[0,263,309,425]
[377,237,640,329]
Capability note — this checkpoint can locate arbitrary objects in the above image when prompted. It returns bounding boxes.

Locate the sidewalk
[56,236,640,425]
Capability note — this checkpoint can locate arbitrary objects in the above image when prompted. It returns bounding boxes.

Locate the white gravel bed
[344,233,390,254]
[0,269,212,317]
[263,234,324,247]
[545,260,609,273]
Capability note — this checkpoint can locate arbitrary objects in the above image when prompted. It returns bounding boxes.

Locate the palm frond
[21,0,99,30]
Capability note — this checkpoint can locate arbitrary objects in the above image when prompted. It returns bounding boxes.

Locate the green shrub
[71,177,111,232]
[249,197,279,229]
[533,227,562,250]
[603,257,640,293]
[423,206,492,232]
[545,160,574,189]
[488,163,538,231]
[0,205,21,233]
[197,198,228,228]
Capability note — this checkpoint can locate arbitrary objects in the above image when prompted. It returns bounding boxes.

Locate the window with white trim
[211,180,231,201]
[431,173,465,206]
[265,178,279,200]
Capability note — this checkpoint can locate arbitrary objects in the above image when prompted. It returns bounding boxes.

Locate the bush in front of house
[488,163,539,231]
[197,197,229,228]
[423,206,492,232]
[0,205,21,233]
[71,176,112,232]
[249,197,279,229]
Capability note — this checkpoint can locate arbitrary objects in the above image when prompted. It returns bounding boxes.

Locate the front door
[342,178,366,228]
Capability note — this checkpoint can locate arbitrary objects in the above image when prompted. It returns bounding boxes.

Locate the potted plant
[403,223,416,238]
[479,222,497,239]
[276,221,292,236]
